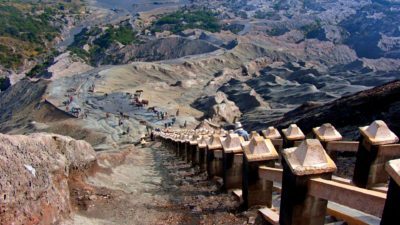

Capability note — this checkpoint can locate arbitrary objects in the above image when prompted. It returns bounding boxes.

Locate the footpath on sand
[64,142,254,225]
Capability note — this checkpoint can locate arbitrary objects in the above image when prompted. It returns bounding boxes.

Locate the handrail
[326,141,359,152]
[258,166,283,183]
[308,178,386,217]
[378,144,400,157]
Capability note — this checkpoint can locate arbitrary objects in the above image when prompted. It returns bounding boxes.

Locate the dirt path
[63,142,251,225]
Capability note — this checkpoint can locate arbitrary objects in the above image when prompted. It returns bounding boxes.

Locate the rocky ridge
[269,80,400,139]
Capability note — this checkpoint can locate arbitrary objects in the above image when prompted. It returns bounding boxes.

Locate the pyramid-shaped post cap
[282,139,336,176]
[360,120,399,145]
[250,131,260,139]
[386,159,400,186]
[173,134,180,142]
[198,134,210,148]
[220,129,228,136]
[282,124,305,140]
[220,133,244,153]
[177,134,185,142]
[190,133,200,145]
[215,128,226,135]
[243,136,279,162]
[262,126,282,139]
[187,135,193,142]
[313,123,342,142]
[201,130,208,135]
[181,134,190,143]
[171,134,178,141]
[168,134,177,141]
[207,133,222,150]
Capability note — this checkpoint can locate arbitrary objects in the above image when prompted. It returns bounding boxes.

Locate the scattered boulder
[191,91,241,123]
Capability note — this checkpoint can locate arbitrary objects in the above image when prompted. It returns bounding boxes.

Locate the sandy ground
[63,142,256,225]
[45,63,204,150]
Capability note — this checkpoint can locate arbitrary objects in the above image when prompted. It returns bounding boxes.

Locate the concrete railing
[258,164,387,223]
[308,178,386,217]
[155,120,400,225]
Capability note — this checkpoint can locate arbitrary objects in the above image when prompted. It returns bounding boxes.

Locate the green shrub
[69,47,90,61]
[68,23,138,65]
[112,25,138,45]
[0,49,22,69]
[153,9,221,33]
[0,1,84,70]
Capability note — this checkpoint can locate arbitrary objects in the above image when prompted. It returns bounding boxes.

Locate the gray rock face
[192,91,241,123]
[107,37,220,63]
[0,133,96,225]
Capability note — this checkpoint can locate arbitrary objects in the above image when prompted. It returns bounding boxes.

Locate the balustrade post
[221,131,245,191]
[189,133,200,166]
[185,136,192,163]
[381,159,400,225]
[166,133,174,152]
[242,136,278,209]
[165,135,170,150]
[313,123,343,161]
[353,121,399,188]
[176,135,183,157]
[280,139,336,225]
[262,126,282,150]
[197,134,210,173]
[178,134,188,160]
[172,134,179,155]
[170,134,177,153]
[184,135,191,161]
[282,124,305,150]
[207,133,223,179]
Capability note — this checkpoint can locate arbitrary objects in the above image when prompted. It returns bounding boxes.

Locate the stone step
[325,222,346,225]
[327,202,380,225]
[232,189,242,202]
[258,207,279,225]
[370,183,388,193]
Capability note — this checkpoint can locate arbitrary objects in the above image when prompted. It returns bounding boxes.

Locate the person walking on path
[234,122,249,141]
